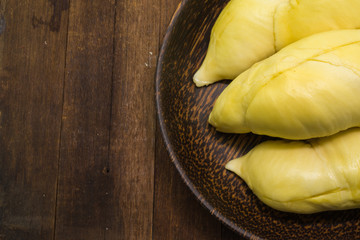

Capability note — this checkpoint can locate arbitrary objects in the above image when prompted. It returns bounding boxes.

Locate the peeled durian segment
[226,128,360,214]
[274,0,360,50]
[209,30,360,140]
[194,0,360,87]
[193,0,287,87]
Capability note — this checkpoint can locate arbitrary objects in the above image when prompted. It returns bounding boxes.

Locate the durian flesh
[209,30,360,140]
[193,0,287,86]
[193,0,360,87]
[226,128,360,214]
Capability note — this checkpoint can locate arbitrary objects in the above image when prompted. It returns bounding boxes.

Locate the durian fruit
[194,0,360,87]
[193,0,287,87]
[209,30,360,140]
[274,0,360,50]
[226,128,360,214]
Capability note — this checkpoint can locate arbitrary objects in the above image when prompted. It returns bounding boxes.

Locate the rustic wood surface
[0,0,245,239]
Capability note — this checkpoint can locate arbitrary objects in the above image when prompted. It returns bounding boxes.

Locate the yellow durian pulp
[209,30,360,140]
[194,0,360,87]
[275,0,360,49]
[226,128,360,214]
[193,0,286,86]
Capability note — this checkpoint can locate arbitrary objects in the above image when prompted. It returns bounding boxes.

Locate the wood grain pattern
[0,0,247,239]
[108,0,160,239]
[54,0,115,239]
[153,134,223,240]
[0,0,68,239]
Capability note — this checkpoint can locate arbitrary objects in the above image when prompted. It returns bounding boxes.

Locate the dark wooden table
[0,0,245,239]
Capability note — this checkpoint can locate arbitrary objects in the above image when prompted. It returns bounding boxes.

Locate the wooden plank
[0,0,69,239]
[53,0,115,239]
[153,1,222,239]
[106,0,164,239]
[222,226,247,240]
[153,135,222,240]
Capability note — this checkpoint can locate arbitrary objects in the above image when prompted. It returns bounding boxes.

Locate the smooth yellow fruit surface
[275,0,360,50]
[209,30,360,140]
[194,0,360,87]
[193,0,286,86]
[226,128,360,214]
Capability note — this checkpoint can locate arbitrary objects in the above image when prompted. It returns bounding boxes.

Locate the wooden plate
[155,0,360,238]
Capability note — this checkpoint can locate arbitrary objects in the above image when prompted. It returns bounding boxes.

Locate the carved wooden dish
[155,0,360,238]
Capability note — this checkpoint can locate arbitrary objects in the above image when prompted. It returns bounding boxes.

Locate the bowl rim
[155,1,256,238]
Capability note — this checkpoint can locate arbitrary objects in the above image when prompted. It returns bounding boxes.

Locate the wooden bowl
[156,0,360,238]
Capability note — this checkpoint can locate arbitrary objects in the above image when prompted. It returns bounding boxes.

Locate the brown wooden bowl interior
[156,0,360,239]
